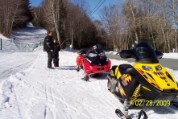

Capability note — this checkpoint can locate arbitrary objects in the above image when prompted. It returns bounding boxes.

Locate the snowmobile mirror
[156,50,163,59]
[120,50,133,59]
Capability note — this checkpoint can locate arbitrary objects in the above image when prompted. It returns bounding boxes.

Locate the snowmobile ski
[138,110,147,119]
[115,109,147,119]
[115,109,126,118]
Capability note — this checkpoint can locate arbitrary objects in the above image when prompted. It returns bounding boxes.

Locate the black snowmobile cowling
[120,41,163,63]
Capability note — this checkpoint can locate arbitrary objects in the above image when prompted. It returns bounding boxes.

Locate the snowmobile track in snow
[0,50,178,119]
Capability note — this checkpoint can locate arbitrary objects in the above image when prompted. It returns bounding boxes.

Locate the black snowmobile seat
[119,64,133,74]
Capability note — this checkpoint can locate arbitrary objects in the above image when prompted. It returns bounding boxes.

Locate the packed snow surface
[0,48,178,119]
[163,53,178,59]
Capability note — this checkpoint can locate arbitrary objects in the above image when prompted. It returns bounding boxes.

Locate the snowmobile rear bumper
[85,65,110,75]
[83,58,111,75]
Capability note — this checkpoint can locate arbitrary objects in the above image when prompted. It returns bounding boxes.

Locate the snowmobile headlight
[142,66,152,71]
[155,65,162,71]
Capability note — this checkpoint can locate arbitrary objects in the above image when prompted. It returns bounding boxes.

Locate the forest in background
[0,0,178,52]
[32,0,107,49]
[0,0,33,36]
[102,0,178,52]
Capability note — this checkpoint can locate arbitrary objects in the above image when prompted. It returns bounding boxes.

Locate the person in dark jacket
[53,39,60,67]
[44,31,54,68]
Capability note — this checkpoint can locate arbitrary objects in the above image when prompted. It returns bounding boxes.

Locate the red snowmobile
[76,45,111,81]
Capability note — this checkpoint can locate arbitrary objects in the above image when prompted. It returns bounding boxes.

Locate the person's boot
[54,62,59,67]
[54,59,59,67]
[48,64,54,69]
[48,66,54,69]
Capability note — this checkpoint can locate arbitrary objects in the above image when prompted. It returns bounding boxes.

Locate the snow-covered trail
[0,26,46,81]
[0,52,39,81]
[0,50,120,119]
[0,50,178,119]
[12,27,46,43]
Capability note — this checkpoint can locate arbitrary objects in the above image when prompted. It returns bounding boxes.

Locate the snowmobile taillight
[142,66,152,71]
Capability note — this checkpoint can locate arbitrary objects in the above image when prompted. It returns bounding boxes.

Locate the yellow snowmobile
[107,41,178,119]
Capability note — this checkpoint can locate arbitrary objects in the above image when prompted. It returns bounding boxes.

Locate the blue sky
[29,0,124,20]
[29,0,43,6]
[85,0,124,20]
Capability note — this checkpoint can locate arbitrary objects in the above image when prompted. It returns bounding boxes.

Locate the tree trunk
[71,28,74,49]
[129,1,139,41]
[172,0,178,52]
[50,0,61,44]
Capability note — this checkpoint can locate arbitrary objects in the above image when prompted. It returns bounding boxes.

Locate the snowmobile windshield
[86,49,108,66]
[88,53,97,57]
[87,49,105,57]
[133,42,159,63]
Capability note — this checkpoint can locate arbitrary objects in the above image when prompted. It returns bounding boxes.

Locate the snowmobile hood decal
[134,63,178,91]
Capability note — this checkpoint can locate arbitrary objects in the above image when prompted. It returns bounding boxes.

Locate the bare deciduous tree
[0,0,33,36]
[101,0,178,52]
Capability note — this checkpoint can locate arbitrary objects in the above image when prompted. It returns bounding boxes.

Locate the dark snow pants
[53,52,59,67]
[47,51,53,68]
